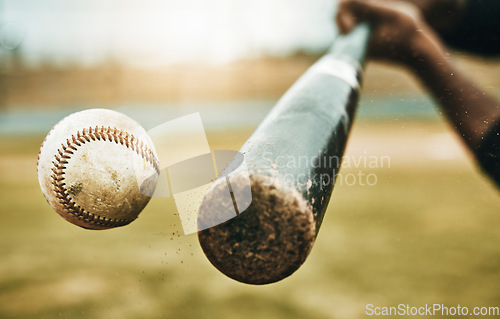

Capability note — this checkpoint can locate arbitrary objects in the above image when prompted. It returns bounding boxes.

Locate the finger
[390,2,423,22]
[336,0,357,34]
[349,0,422,23]
[345,0,387,24]
[336,0,384,35]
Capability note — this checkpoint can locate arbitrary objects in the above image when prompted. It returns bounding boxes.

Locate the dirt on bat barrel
[198,173,316,285]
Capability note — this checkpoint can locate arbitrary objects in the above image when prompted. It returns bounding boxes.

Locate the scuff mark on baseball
[37,109,160,230]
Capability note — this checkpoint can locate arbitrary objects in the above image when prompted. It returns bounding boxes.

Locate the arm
[408,32,500,150]
[337,0,500,186]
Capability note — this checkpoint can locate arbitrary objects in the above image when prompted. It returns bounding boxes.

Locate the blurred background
[1,0,500,318]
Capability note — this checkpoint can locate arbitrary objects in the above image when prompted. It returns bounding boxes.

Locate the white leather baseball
[37,109,159,230]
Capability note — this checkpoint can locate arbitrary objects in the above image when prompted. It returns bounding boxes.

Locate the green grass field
[1,121,499,319]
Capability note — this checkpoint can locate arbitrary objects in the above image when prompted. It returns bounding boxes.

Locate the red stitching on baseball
[50,126,159,228]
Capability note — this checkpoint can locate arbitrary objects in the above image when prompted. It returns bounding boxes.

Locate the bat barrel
[198,25,370,285]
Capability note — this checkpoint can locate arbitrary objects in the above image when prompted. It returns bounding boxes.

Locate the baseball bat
[197,24,370,285]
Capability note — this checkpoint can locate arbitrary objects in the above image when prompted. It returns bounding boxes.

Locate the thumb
[336,0,357,34]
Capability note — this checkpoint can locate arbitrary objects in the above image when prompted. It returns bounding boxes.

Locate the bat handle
[329,23,371,68]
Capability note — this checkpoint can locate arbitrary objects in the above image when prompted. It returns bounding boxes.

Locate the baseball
[37,109,159,230]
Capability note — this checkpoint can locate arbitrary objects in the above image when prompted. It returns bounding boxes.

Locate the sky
[0,0,339,67]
